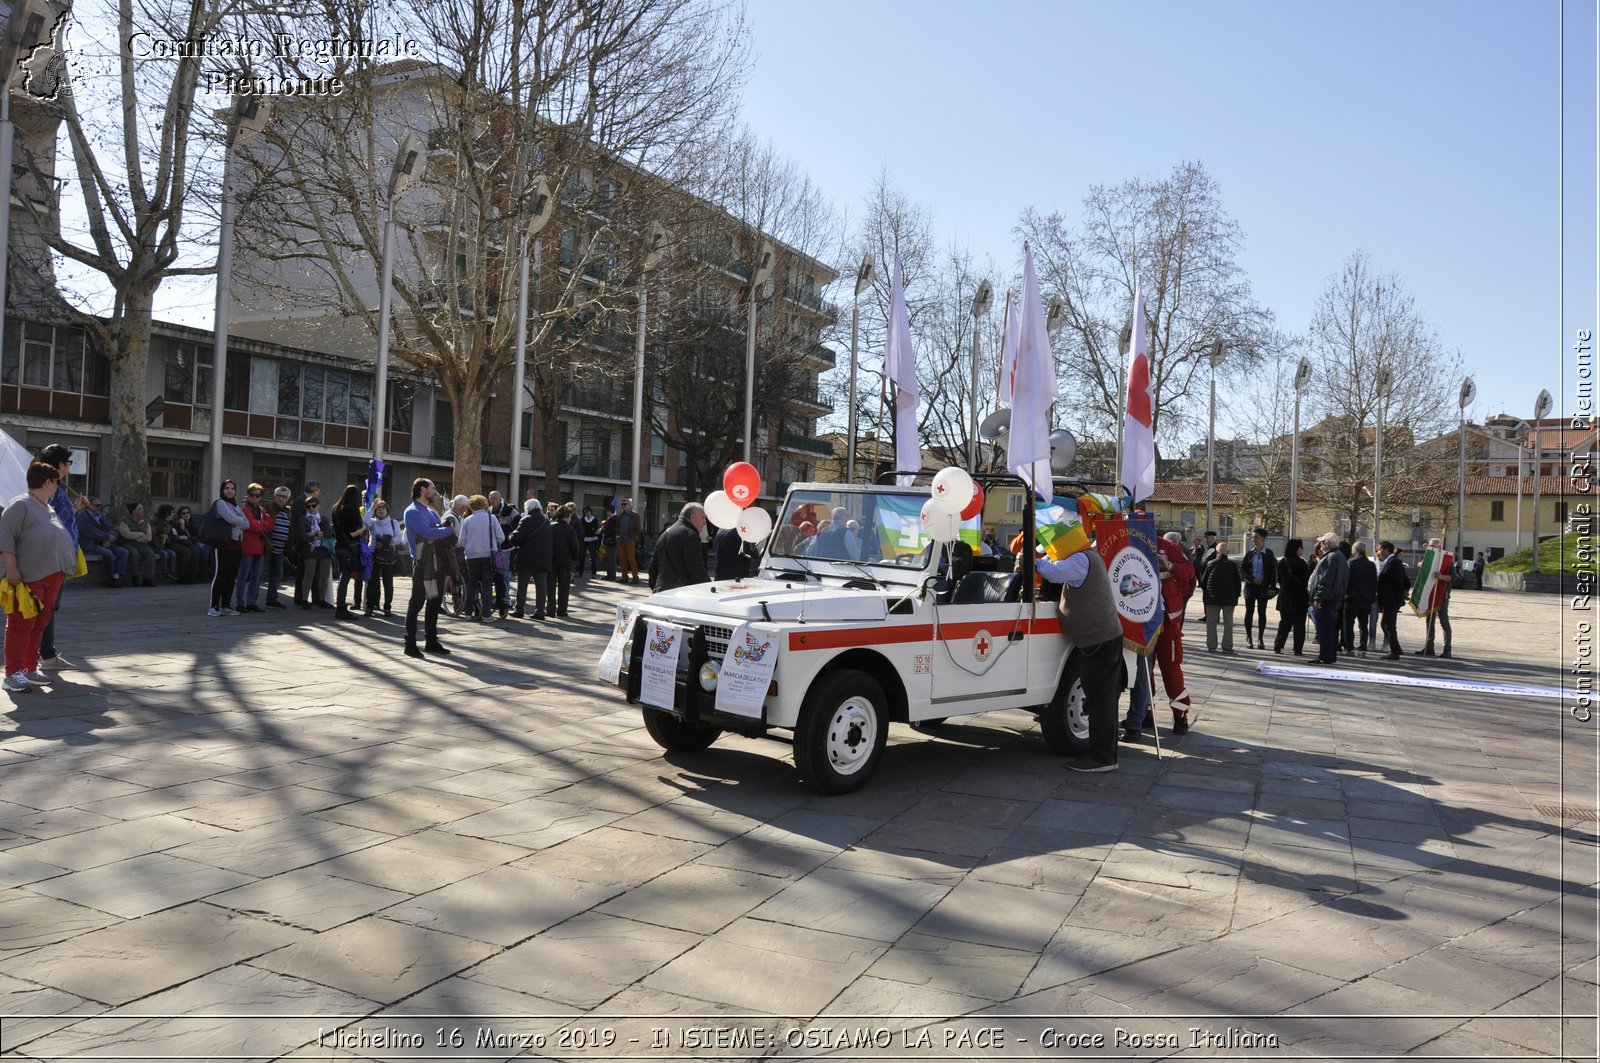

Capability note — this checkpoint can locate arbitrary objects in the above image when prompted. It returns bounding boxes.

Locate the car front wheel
[795,669,888,795]
[1040,653,1092,756]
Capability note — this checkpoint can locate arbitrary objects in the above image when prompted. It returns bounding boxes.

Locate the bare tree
[1303,251,1462,538]
[1018,160,1274,461]
[9,0,288,508]
[1228,333,1303,531]
[651,129,841,496]
[236,0,748,497]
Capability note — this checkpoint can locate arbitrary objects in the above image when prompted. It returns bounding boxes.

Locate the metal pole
[1517,444,1525,550]
[1205,361,1216,531]
[630,274,645,510]
[1457,407,1466,556]
[0,90,13,403]
[371,214,397,464]
[743,288,756,464]
[1115,345,1125,494]
[968,322,981,470]
[1289,388,1300,541]
[1373,389,1384,543]
[1532,430,1542,569]
[847,297,859,483]
[206,138,238,493]
[509,235,533,501]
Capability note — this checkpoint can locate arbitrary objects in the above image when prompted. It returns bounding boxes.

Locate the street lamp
[1288,356,1312,541]
[0,0,62,375]
[742,239,774,465]
[507,175,554,502]
[1372,364,1393,542]
[1515,419,1530,550]
[967,279,992,469]
[371,133,427,467]
[1532,388,1553,569]
[206,93,271,494]
[629,221,668,514]
[1205,338,1226,533]
[1456,376,1475,561]
[845,252,874,484]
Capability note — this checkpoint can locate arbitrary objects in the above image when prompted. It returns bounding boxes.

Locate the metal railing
[778,432,833,457]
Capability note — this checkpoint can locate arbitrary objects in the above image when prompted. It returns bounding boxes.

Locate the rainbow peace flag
[1035,497,1090,561]
[1409,546,1453,617]
[1077,491,1127,536]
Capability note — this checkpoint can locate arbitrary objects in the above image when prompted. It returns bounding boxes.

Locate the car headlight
[698,661,720,691]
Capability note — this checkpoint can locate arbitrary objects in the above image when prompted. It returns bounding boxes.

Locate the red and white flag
[884,255,921,486]
[1121,276,1156,504]
[1005,245,1059,498]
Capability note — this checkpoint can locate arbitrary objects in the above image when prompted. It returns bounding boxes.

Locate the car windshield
[768,487,981,568]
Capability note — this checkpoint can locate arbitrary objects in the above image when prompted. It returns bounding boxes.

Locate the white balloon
[737,506,773,544]
[930,466,974,516]
[703,490,743,529]
[920,498,961,542]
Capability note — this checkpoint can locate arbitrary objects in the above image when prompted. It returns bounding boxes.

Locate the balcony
[789,390,831,414]
[801,344,836,368]
[779,432,834,457]
[432,438,500,465]
[559,455,633,480]
[560,387,633,419]
[783,285,838,319]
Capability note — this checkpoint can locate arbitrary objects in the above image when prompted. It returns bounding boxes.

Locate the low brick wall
[1484,571,1580,594]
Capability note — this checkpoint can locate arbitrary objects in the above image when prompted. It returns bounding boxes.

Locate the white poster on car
[639,620,685,710]
[597,602,640,685]
[714,623,779,719]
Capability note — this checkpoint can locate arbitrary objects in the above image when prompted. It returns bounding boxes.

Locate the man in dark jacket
[1375,539,1411,661]
[1307,532,1350,664]
[711,525,756,581]
[1201,539,1242,654]
[652,504,709,592]
[1238,528,1277,649]
[506,500,552,619]
[1343,541,1378,655]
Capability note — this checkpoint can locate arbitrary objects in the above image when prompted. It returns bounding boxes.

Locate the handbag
[69,546,88,578]
[492,548,508,574]
[196,507,233,548]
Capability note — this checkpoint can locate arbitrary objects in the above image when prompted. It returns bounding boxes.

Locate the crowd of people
[1186,527,1462,664]
[0,437,650,688]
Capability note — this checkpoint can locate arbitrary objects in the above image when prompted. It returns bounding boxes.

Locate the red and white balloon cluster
[703,462,773,544]
[920,467,985,542]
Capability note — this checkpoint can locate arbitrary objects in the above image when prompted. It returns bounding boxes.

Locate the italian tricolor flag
[1409,546,1453,617]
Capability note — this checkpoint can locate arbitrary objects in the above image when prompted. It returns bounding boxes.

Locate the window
[2,322,107,395]
[1556,500,1569,523]
[164,339,212,405]
[253,461,301,491]
[389,382,414,433]
[149,454,198,501]
[651,435,665,467]
[249,357,277,414]
[1218,513,1235,539]
[1491,500,1505,522]
[223,354,249,411]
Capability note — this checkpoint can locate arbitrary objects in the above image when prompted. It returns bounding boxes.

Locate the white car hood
[641,578,894,623]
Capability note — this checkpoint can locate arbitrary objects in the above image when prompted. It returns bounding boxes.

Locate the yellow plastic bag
[70,547,88,579]
[0,579,40,618]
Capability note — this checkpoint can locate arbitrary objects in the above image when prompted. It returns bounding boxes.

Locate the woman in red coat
[234,483,277,613]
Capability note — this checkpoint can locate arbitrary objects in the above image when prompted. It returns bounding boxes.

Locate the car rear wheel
[795,669,888,795]
[1040,653,1092,756]
[642,707,722,752]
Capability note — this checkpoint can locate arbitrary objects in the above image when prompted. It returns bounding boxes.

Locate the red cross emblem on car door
[973,629,992,662]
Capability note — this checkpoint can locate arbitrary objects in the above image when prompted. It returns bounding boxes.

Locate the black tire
[1040,653,1092,756]
[642,707,722,752]
[795,669,888,795]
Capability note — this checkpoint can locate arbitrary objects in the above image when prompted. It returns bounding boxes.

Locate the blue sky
[739,0,1594,437]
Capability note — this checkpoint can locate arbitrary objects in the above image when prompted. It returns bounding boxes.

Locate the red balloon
[723,462,761,507]
[959,483,986,521]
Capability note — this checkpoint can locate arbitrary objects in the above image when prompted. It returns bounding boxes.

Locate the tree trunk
[448,379,487,498]
[106,285,157,511]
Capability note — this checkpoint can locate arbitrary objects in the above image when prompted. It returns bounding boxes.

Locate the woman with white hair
[506,498,552,620]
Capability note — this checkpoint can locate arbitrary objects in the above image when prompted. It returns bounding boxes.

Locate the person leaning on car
[650,503,709,593]
[1028,544,1125,774]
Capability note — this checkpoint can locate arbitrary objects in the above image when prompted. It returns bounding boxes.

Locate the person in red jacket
[1153,531,1197,732]
[233,483,277,613]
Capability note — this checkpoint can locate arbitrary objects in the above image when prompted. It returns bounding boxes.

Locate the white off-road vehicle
[610,477,1098,794]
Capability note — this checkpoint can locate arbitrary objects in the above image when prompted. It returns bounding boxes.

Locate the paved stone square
[0,577,1595,1061]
